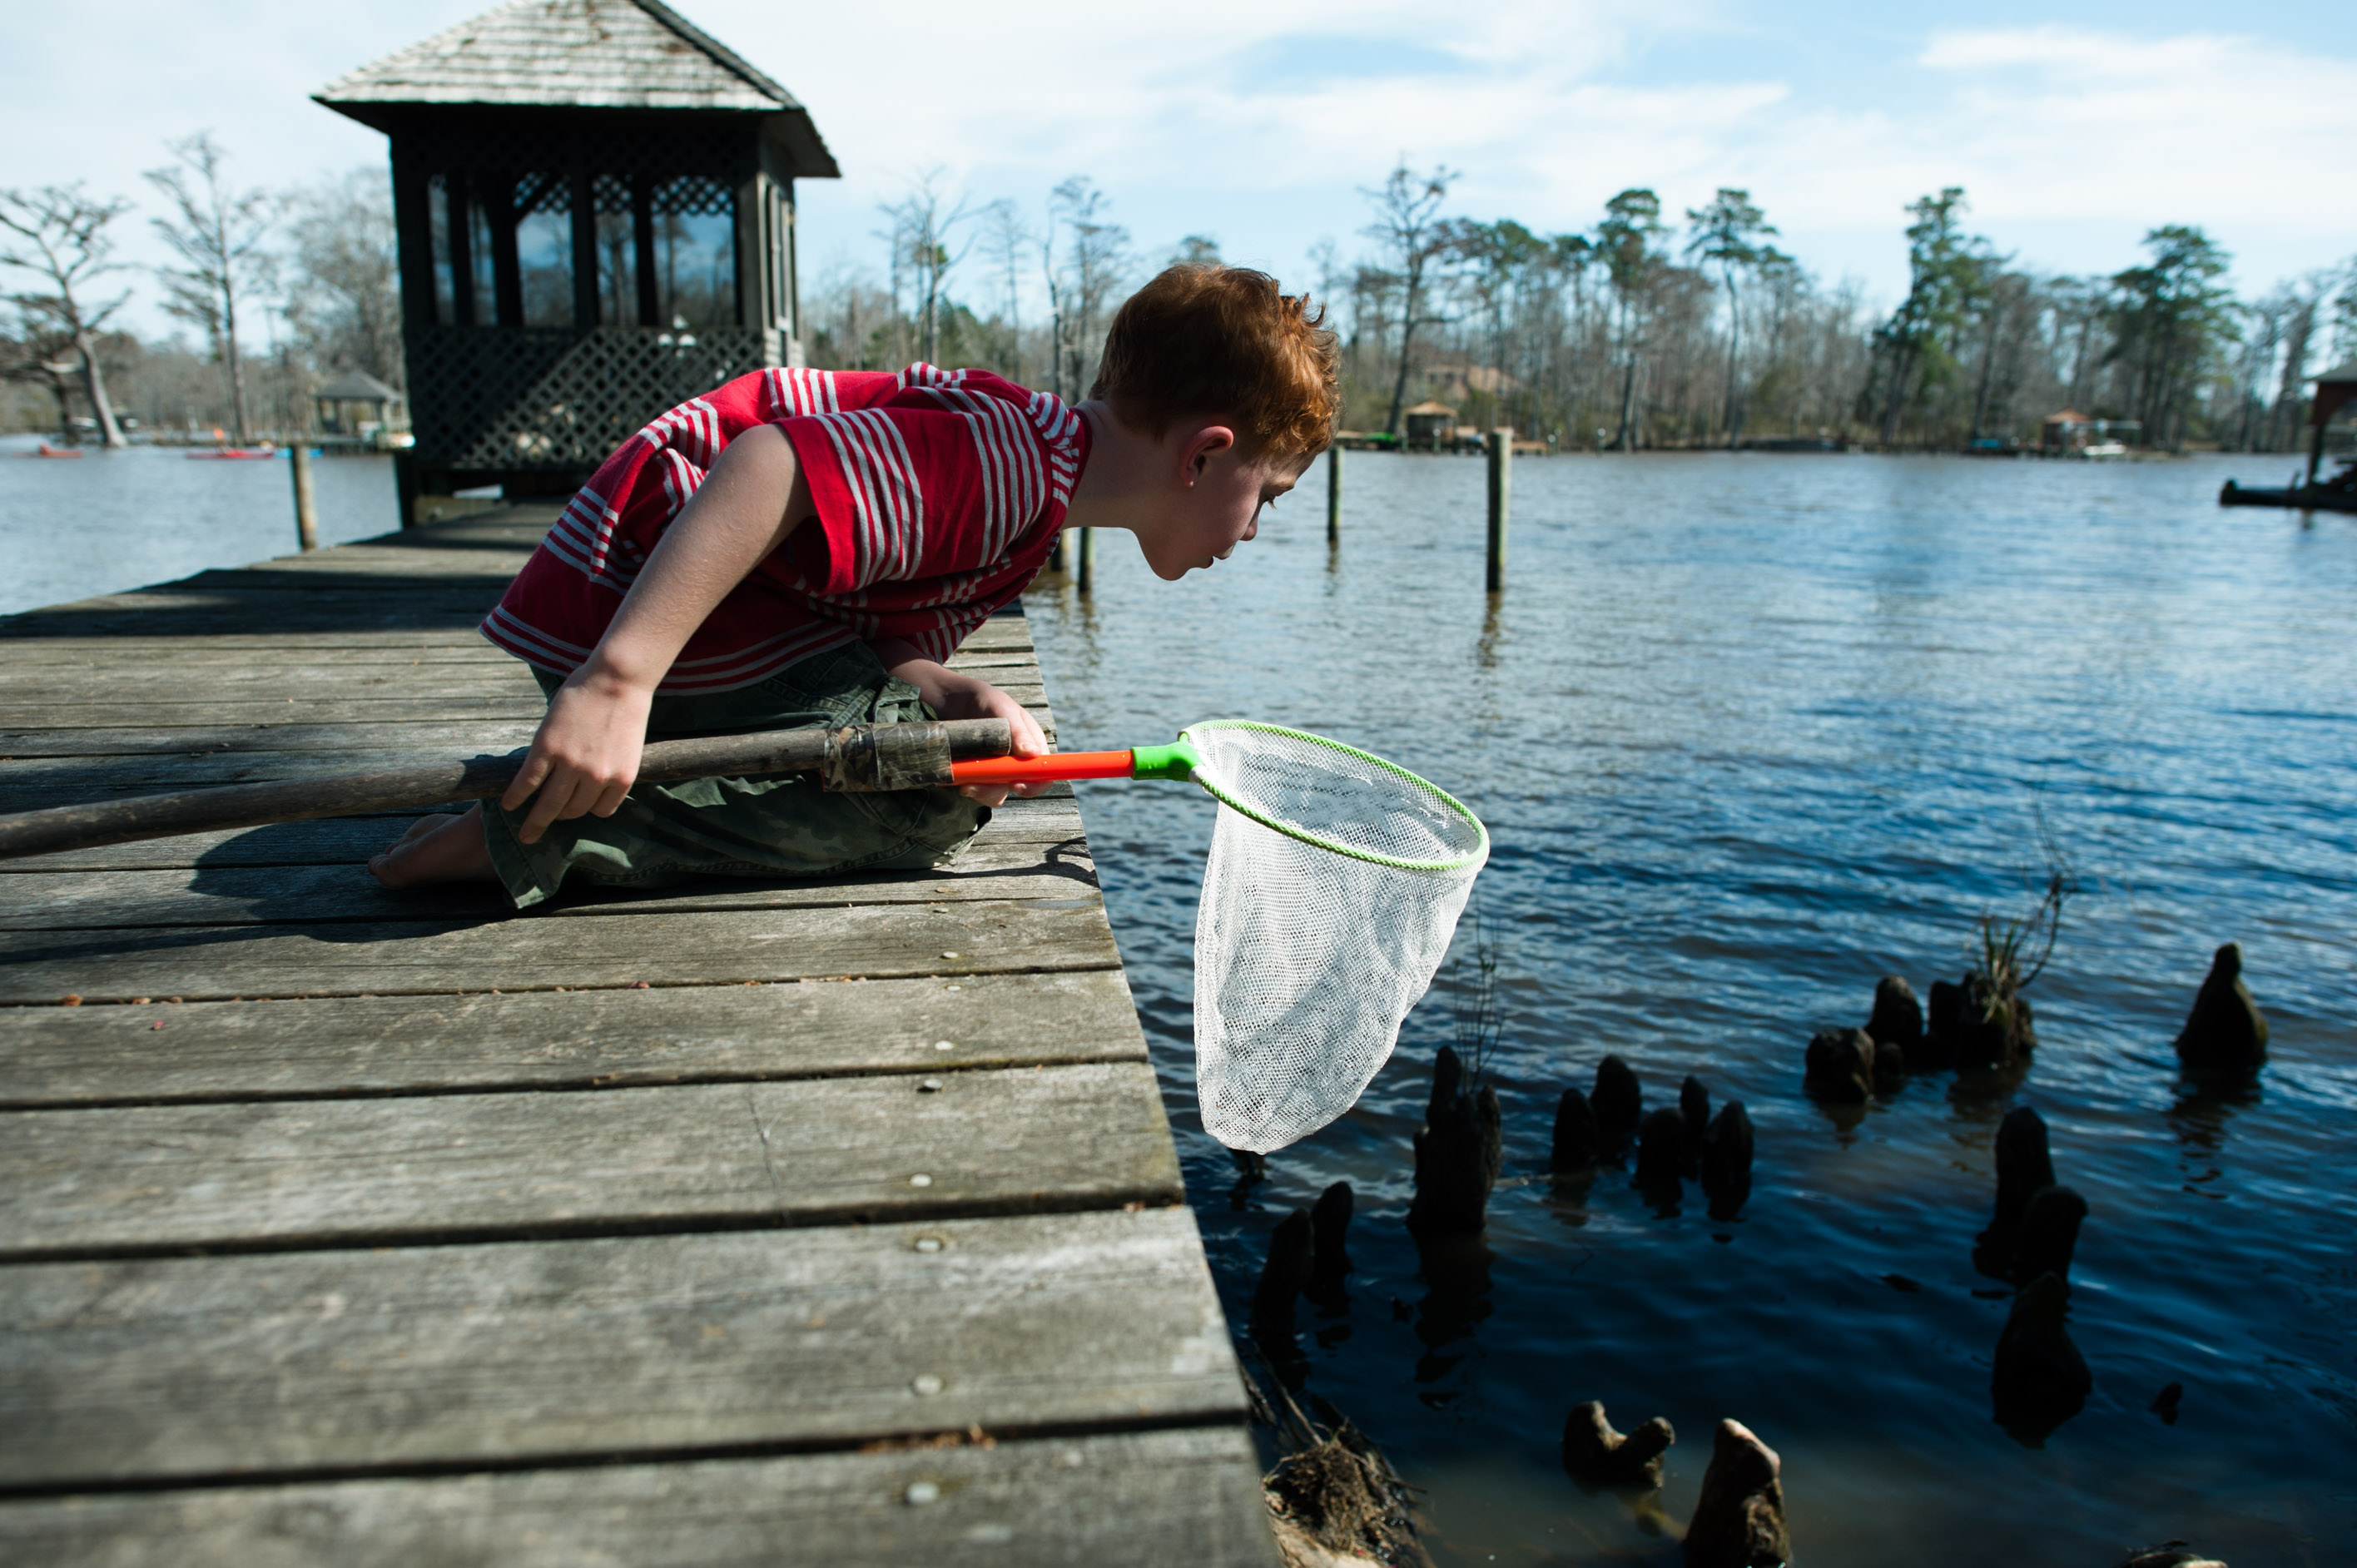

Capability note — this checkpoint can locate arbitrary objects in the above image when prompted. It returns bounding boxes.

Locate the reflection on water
[0,437,399,613]
[1028,451,2357,1567]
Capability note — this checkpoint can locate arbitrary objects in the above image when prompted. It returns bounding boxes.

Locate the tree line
[811,164,2357,455]
[11,136,2352,456]
[1,134,399,444]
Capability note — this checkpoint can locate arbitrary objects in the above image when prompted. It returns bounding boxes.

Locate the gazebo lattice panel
[406,325,768,471]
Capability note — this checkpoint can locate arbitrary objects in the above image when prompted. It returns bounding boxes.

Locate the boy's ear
[1177,423,1238,486]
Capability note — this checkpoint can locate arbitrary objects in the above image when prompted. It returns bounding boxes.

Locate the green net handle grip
[1129,741,1200,782]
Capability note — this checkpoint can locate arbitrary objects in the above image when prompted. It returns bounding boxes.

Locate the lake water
[0,436,399,614]
[2,439,2348,1566]
[1022,451,2355,1568]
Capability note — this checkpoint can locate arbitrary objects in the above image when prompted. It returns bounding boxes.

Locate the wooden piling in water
[1485,429,1510,593]
[1077,525,1095,592]
[289,445,320,553]
[1326,444,1341,545]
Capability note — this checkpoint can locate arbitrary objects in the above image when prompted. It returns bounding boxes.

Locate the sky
[4,0,2352,338]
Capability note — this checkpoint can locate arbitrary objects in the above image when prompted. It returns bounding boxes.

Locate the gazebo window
[514,178,573,328]
[655,177,736,332]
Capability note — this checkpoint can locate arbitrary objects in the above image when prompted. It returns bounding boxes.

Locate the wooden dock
[0,508,1278,1566]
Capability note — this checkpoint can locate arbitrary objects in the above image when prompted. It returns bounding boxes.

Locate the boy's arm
[870,638,1052,806]
[501,425,808,844]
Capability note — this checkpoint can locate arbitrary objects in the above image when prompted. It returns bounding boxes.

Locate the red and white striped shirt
[481,365,1088,693]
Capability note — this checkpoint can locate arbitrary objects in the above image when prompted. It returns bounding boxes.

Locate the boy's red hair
[1090,265,1339,459]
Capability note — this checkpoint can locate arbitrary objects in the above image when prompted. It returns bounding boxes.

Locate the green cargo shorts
[482,642,990,909]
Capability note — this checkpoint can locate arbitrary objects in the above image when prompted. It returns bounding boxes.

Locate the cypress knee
[1592,1054,1642,1145]
[1551,1087,1600,1172]
[2175,941,2268,1074]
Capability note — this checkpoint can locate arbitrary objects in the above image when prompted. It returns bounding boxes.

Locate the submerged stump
[1700,1101,1755,1218]
[1992,1273,2092,1438]
[1408,1046,1501,1238]
[2175,941,2268,1074]
[1592,1054,1643,1149]
[1682,1418,1789,1568]
[1561,1400,1675,1489]
[1551,1087,1600,1173]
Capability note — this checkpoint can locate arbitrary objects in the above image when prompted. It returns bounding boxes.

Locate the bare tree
[1048,176,1128,395]
[1359,162,1453,436]
[285,167,403,389]
[880,170,970,367]
[0,185,132,447]
[146,131,275,443]
[979,199,1030,380]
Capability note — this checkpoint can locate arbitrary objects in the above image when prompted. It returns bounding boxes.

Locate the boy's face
[1141,425,1313,581]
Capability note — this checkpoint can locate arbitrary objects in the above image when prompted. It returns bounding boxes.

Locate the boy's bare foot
[369,805,500,887]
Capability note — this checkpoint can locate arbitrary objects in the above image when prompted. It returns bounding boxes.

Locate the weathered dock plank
[0,1427,1275,1568]
[0,509,1272,1564]
[0,969,1139,1107]
[0,898,1119,1000]
[0,1209,1236,1487]
[0,1063,1179,1259]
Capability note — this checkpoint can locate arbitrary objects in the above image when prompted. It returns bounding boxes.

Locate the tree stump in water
[1992,1273,2091,1437]
[1561,1400,1675,1488]
[1682,1418,1789,1568]
[1804,1027,1877,1102]
[1551,1087,1600,1173]
[1928,970,2036,1068]
[1308,1181,1355,1300]
[1591,1054,1642,1149]
[1408,1046,1501,1238]
[1866,975,1923,1057]
[1253,1208,1315,1337]
[2175,941,2268,1074]
[1986,1105,2056,1229]
[2012,1183,2087,1291]
[1635,1106,1687,1193]
[1680,1076,1711,1170]
[1700,1101,1755,1218]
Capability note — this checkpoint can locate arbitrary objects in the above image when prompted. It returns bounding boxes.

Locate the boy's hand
[502,664,654,844]
[873,641,1050,809]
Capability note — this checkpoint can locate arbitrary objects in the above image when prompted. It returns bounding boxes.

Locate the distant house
[1404,400,1458,449]
[2042,409,2140,456]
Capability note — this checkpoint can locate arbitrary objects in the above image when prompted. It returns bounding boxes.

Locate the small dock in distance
[0,508,1278,1566]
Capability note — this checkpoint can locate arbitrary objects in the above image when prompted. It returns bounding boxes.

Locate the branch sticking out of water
[1449,906,1501,1087]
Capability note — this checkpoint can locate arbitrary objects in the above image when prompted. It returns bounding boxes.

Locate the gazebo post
[632,175,659,327]
[570,170,600,330]
[488,173,522,326]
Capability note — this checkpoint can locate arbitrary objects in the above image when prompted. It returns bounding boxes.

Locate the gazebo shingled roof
[316,0,836,175]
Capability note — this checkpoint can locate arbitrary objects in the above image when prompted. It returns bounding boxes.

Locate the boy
[371,264,1338,903]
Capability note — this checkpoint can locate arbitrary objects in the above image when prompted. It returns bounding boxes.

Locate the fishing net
[1183,722,1489,1154]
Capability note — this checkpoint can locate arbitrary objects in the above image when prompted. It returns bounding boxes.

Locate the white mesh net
[1186,722,1489,1154]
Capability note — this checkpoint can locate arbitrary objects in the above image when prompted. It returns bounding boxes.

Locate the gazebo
[312,370,407,444]
[315,0,839,514]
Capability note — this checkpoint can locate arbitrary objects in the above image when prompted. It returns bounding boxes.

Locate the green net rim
[1177,720,1491,872]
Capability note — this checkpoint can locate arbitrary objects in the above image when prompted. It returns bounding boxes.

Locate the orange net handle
[949,750,1135,786]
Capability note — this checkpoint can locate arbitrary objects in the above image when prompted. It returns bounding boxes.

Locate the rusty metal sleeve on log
[0,718,1012,861]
